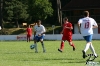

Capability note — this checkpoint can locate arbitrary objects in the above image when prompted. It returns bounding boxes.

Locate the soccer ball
[30,44,35,49]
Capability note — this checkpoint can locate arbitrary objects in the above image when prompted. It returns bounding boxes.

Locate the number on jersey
[85,22,89,29]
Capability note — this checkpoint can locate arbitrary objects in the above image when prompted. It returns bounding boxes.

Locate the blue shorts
[34,35,44,42]
[83,34,93,42]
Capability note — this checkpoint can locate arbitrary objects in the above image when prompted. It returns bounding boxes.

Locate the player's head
[83,11,89,17]
[37,20,41,26]
[63,17,68,23]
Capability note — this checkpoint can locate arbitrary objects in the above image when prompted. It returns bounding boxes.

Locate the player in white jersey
[33,20,46,53]
[78,11,98,58]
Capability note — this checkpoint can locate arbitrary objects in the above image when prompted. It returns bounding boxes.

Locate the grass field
[0,40,100,66]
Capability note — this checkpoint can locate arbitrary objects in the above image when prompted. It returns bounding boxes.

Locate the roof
[61,0,100,11]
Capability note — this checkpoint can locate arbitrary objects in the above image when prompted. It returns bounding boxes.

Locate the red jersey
[63,22,72,36]
[26,28,32,35]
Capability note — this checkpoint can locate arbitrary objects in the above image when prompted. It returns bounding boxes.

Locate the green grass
[0,41,100,66]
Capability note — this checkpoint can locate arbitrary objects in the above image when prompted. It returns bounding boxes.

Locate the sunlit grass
[0,40,100,66]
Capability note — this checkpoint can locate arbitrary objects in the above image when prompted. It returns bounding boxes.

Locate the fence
[0,34,100,41]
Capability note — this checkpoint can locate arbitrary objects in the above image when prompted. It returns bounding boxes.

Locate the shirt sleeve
[93,19,98,26]
[78,19,82,24]
[69,23,72,28]
[42,25,46,32]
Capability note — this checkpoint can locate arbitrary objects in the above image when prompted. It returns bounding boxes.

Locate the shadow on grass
[60,61,85,63]
[4,52,34,54]
[44,58,85,63]
[44,58,77,60]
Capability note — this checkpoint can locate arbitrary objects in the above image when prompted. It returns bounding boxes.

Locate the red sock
[27,37,28,42]
[60,41,64,50]
[71,43,75,48]
[29,37,31,42]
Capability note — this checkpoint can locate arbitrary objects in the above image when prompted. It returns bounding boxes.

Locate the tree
[28,0,53,23]
[48,0,71,25]
[4,0,29,28]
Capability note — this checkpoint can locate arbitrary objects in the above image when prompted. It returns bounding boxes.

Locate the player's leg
[27,34,29,42]
[67,35,75,51]
[88,35,98,57]
[58,40,65,52]
[90,43,98,57]
[58,35,65,52]
[28,35,31,42]
[82,35,92,58]
[40,36,46,53]
[34,36,38,53]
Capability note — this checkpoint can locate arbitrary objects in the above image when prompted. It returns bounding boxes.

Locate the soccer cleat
[82,50,86,58]
[43,50,46,53]
[35,51,38,53]
[94,55,98,58]
[73,47,75,51]
[58,49,62,52]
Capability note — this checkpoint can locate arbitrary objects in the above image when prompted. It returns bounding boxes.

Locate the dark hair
[83,11,89,17]
[37,20,41,23]
[63,17,68,21]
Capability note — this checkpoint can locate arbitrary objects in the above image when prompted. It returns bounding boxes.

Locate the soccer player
[33,20,46,53]
[26,25,32,42]
[58,17,75,52]
[78,11,98,58]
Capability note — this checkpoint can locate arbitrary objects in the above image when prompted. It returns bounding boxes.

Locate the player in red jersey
[58,17,75,52]
[26,25,32,42]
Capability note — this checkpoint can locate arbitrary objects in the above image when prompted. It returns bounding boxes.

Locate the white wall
[74,24,80,34]
[0,34,100,41]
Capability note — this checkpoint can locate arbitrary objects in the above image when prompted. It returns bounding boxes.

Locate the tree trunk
[57,0,62,26]
[0,0,3,28]
[16,19,19,28]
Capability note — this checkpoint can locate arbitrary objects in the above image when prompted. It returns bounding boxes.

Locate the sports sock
[29,37,30,42]
[34,43,38,52]
[27,37,28,42]
[41,42,45,51]
[90,43,97,56]
[70,43,75,47]
[84,43,90,52]
[60,41,64,50]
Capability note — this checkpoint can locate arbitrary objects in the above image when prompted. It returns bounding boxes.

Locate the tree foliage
[28,0,53,22]
[4,0,29,27]
[2,0,71,27]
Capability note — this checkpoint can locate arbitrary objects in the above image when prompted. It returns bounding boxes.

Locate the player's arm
[60,26,64,34]
[65,26,73,30]
[92,20,98,28]
[34,31,36,37]
[93,25,98,28]
[65,23,73,30]
[41,26,46,35]
[33,26,36,37]
[77,22,81,34]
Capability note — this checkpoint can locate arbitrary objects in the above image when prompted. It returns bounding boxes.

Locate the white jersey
[78,17,98,36]
[34,25,46,36]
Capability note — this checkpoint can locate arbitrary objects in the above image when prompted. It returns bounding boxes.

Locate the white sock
[84,43,90,52]
[34,44,38,52]
[41,42,45,51]
[90,43,97,56]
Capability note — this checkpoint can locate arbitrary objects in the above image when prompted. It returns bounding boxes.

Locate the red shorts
[27,34,31,38]
[62,35,72,42]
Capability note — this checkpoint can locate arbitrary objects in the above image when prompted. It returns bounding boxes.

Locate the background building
[61,0,100,34]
